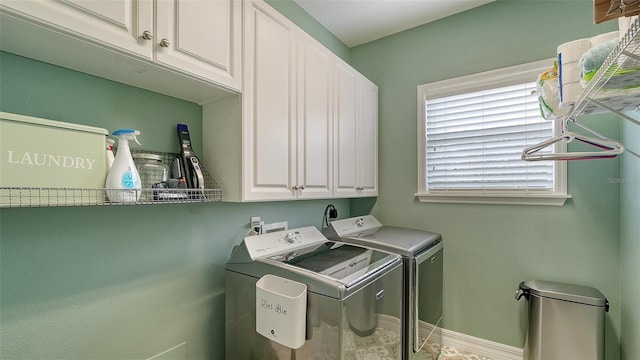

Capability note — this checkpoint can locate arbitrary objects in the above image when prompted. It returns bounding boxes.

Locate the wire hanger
[521,118,625,161]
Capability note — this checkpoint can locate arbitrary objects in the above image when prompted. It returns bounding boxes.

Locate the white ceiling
[292,0,496,47]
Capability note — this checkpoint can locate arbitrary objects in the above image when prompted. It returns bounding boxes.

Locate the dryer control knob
[285,232,296,243]
[355,218,365,227]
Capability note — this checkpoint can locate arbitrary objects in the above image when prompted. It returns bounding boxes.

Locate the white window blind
[425,82,554,191]
[416,59,569,206]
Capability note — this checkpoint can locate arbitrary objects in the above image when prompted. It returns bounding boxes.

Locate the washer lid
[292,245,368,273]
[522,280,607,307]
[350,226,442,256]
[323,216,441,257]
[227,247,402,299]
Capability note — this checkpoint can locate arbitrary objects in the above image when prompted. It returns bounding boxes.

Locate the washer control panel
[244,226,327,260]
[329,215,382,237]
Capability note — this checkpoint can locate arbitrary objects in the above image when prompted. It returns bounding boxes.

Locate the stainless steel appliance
[225,226,404,359]
[323,215,443,360]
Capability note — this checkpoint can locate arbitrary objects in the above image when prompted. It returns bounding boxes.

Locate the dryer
[225,226,404,359]
[323,216,443,360]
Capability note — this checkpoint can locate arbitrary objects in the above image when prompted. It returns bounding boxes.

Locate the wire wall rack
[1,150,222,208]
[566,15,640,126]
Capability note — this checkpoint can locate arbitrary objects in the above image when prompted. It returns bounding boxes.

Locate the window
[416,59,570,206]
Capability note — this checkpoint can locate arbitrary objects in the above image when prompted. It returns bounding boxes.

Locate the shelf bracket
[621,50,640,62]
[584,97,640,126]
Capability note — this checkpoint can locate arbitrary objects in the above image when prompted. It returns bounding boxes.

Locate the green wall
[620,115,640,359]
[350,0,624,358]
[0,52,351,359]
[3,0,638,358]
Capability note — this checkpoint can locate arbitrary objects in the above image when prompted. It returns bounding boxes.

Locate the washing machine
[225,226,404,359]
[323,215,443,360]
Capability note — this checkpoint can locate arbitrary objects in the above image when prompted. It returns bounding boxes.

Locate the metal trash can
[516,280,609,360]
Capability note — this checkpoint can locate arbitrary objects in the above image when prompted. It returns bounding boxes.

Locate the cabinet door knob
[292,185,299,190]
[142,30,153,40]
[300,185,305,190]
[159,38,171,48]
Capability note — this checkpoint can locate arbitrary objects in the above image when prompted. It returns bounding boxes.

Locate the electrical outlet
[250,216,263,234]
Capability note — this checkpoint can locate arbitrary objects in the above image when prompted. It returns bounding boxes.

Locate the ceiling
[292,0,496,47]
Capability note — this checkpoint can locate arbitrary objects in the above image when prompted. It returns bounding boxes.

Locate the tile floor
[346,326,491,360]
[266,321,489,359]
[430,344,491,360]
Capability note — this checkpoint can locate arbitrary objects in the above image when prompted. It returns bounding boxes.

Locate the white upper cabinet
[358,77,378,197]
[334,59,378,198]
[0,0,241,103]
[203,0,376,202]
[334,61,359,198]
[204,0,341,202]
[240,0,332,201]
[296,32,333,199]
[0,0,153,58]
[241,0,298,201]
[155,0,241,90]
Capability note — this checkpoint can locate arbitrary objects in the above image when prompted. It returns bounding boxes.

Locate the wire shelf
[0,151,223,208]
[567,16,640,118]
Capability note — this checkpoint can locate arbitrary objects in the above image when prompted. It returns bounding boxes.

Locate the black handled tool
[177,124,205,190]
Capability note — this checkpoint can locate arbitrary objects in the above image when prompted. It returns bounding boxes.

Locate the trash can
[516,280,609,360]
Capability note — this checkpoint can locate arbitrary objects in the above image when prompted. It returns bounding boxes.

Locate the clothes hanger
[521,118,625,161]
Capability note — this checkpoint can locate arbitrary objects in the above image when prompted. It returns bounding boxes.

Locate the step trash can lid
[521,280,607,307]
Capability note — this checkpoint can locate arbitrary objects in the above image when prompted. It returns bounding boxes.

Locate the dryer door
[413,242,443,353]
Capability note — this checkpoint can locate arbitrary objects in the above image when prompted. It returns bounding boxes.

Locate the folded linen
[579,38,619,83]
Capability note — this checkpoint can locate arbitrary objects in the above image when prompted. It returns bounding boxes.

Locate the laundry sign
[1,112,109,205]
[256,274,307,349]
[5,151,98,170]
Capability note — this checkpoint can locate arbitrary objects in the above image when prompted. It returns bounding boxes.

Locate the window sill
[415,192,571,206]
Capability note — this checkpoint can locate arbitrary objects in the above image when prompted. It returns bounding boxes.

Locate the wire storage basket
[0,151,223,207]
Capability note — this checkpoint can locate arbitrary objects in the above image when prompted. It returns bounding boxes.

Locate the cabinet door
[357,77,378,196]
[1,0,153,58]
[296,34,332,199]
[333,61,359,197]
[243,0,297,201]
[155,0,241,91]
[333,62,378,198]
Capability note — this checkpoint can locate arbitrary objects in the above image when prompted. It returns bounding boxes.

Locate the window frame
[416,58,571,206]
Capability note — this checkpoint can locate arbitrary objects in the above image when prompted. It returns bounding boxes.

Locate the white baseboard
[439,328,523,360]
[378,314,523,360]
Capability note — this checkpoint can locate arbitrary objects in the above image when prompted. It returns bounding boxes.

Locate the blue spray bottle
[105,129,141,203]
